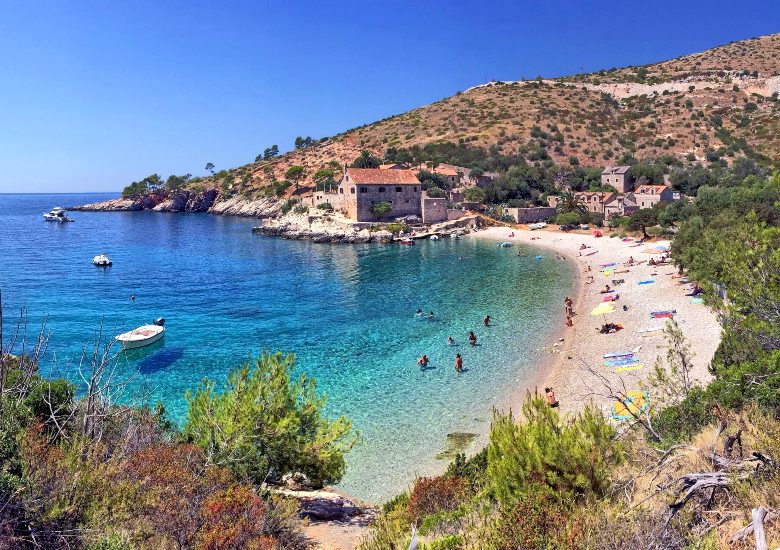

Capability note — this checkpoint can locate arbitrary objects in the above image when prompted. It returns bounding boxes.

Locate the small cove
[0,193,576,502]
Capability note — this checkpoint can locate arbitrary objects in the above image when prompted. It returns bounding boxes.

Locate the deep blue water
[0,193,575,502]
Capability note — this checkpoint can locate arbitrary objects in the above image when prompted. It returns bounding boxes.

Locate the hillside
[157,33,780,200]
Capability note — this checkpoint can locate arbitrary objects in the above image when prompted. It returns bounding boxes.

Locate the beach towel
[622,237,633,242]
[603,351,633,359]
[585,251,598,256]
[600,262,617,268]
[690,298,704,303]
[602,295,619,302]
[611,391,649,420]
[629,244,642,247]
[651,312,675,319]
[650,309,676,316]
[600,289,615,294]
[604,357,640,367]
[616,364,644,373]
[638,280,655,285]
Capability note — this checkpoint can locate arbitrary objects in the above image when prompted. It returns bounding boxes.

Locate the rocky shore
[253,213,394,243]
[71,188,280,218]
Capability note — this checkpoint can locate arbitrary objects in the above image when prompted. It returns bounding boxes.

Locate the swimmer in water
[469,331,477,346]
[455,353,463,374]
[483,315,490,327]
[416,354,429,370]
[415,309,423,316]
[447,336,454,346]
[130,294,136,302]
[428,311,434,319]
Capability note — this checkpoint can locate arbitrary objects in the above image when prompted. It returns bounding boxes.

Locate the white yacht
[92,253,113,267]
[43,207,74,222]
[115,318,165,350]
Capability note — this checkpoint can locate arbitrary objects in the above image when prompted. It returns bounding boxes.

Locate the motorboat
[430,235,440,241]
[400,238,415,245]
[43,207,74,222]
[528,222,547,230]
[92,253,112,267]
[497,241,513,247]
[115,318,165,350]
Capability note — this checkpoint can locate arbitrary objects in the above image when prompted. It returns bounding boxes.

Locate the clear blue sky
[1,1,777,193]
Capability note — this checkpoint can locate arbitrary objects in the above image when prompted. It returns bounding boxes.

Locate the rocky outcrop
[73,188,279,218]
[254,213,393,243]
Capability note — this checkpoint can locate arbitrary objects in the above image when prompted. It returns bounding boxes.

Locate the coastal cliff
[72,188,280,218]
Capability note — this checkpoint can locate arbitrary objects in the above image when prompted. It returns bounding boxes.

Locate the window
[339,188,344,194]
[413,187,417,192]
[396,186,402,192]
[405,199,410,203]
[350,187,355,194]
[379,187,385,192]
[360,187,367,193]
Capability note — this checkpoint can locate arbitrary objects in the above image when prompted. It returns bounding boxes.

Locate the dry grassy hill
[208,33,780,199]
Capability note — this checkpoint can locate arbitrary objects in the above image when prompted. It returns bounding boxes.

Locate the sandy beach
[474,225,722,416]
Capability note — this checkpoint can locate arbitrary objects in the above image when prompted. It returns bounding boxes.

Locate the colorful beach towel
[615,364,644,373]
[604,357,640,367]
[690,298,704,303]
[638,280,655,285]
[604,351,633,359]
[600,262,617,268]
[612,391,649,420]
[585,251,598,256]
[602,295,619,302]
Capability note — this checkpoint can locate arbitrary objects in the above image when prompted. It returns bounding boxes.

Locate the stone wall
[504,207,556,223]
[421,197,448,224]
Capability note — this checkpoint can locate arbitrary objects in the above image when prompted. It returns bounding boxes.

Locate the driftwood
[729,506,778,547]
[662,472,733,511]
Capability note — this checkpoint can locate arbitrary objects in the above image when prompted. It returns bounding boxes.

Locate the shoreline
[472,225,722,415]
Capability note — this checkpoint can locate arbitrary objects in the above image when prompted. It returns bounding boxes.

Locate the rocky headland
[72,188,280,218]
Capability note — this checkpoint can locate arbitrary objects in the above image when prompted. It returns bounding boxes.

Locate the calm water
[0,193,574,502]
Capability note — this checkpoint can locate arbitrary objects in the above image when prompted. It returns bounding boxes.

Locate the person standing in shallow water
[455,353,463,374]
[416,354,429,370]
[483,315,490,327]
[469,331,477,346]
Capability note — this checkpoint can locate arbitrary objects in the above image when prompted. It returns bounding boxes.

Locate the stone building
[307,168,422,222]
[601,166,634,193]
[635,185,674,209]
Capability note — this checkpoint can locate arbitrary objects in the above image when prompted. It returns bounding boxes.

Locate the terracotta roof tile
[346,168,420,185]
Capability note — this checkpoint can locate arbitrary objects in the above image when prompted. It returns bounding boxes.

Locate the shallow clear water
[0,193,575,502]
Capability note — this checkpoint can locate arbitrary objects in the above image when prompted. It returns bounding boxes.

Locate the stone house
[635,185,674,209]
[577,192,617,214]
[601,166,634,193]
[547,192,616,215]
[307,168,422,222]
[603,193,639,219]
[432,166,461,187]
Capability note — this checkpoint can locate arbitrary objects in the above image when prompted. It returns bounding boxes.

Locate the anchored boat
[115,318,165,350]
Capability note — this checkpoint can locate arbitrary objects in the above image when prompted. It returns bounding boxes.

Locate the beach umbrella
[591,303,615,316]
[591,302,615,326]
[612,390,649,420]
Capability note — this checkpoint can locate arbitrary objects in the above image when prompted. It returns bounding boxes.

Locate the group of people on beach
[415,314,491,374]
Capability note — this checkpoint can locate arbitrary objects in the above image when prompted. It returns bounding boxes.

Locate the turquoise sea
[0,193,575,502]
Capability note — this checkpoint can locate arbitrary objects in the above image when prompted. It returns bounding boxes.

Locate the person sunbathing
[600,285,611,294]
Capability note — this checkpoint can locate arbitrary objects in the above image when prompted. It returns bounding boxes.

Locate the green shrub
[486,397,622,505]
[429,535,463,550]
[280,198,298,215]
[426,186,447,198]
[556,212,581,225]
[292,205,308,214]
[385,222,409,235]
[183,352,359,487]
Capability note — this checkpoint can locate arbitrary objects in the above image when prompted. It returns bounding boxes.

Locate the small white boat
[528,222,547,230]
[115,318,165,350]
[92,253,112,267]
[430,235,440,241]
[400,238,415,245]
[43,207,74,222]
[497,241,513,247]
